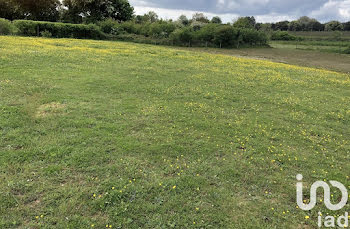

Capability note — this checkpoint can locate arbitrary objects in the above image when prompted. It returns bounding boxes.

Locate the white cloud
[133,6,239,22]
[310,0,350,22]
[131,0,350,22]
[255,13,296,23]
[133,6,298,23]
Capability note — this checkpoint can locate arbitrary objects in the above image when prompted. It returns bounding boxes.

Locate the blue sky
[129,0,350,23]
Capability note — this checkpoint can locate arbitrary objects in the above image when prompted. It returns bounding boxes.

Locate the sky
[129,0,350,23]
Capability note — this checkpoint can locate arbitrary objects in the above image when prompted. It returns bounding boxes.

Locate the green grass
[270,40,350,54]
[0,36,349,228]
[288,31,350,41]
[270,31,350,54]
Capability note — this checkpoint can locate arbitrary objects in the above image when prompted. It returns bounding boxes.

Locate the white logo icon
[296,174,348,211]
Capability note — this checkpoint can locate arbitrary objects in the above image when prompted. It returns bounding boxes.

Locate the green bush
[195,23,220,45]
[344,47,350,54]
[240,29,268,45]
[271,31,297,40]
[98,18,123,35]
[14,20,105,39]
[0,18,15,35]
[170,28,193,46]
[119,21,141,34]
[213,25,238,48]
[40,30,52,38]
[148,21,176,38]
[115,34,171,45]
[7,18,269,48]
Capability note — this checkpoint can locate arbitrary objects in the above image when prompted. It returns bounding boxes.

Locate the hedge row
[270,31,300,41]
[0,18,15,35]
[0,18,268,48]
[1,20,105,39]
[99,19,268,48]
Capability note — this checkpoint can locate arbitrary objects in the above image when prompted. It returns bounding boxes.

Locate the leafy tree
[13,0,61,21]
[170,27,193,46]
[0,0,23,20]
[213,25,237,47]
[325,21,344,31]
[97,18,122,34]
[296,16,323,31]
[61,0,84,23]
[233,16,255,29]
[257,23,273,33]
[134,15,144,24]
[0,18,15,34]
[297,16,312,30]
[288,21,302,31]
[211,16,222,24]
[133,11,158,24]
[195,23,218,45]
[191,21,205,31]
[62,0,134,23]
[240,29,267,45]
[177,15,189,26]
[149,21,176,38]
[192,13,209,23]
[271,31,297,40]
[308,19,324,31]
[342,21,350,31]
[142,11,159,23]
[274,21,289,31]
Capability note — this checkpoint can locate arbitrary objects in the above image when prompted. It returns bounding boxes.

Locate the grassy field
[270,40,350,54]
[182,46,350,74]
[270,31,350,55]
[0,36,349,228]
[288,31,350,41]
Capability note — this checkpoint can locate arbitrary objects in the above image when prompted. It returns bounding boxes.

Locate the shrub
[344,47,350,54]
[148,21,176,38]
[213,25,238,48]
[0,18,15,35]
[13,20,38,36]
[97,18,124,35]
[119,21,140,34]
[195,23,219,45]
[98,18,118,34]
[170,27,193,46]
[271,31,297,41]
[14,20,105,39]
[40,30,52,38]
[240,29,268,45]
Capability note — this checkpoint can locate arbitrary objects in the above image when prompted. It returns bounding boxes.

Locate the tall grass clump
[0,18,15,35]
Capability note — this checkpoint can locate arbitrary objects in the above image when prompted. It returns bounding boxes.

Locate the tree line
[0,0,134,22]
[1,0,349,49]
[0,0,348,33]
[257,16,350,32]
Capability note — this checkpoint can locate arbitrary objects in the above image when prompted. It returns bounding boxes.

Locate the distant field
[0,36,349,228]
[270,40,350,54]
[184,46,350,73]
[270,30,350,55]
[289,31,350,40]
